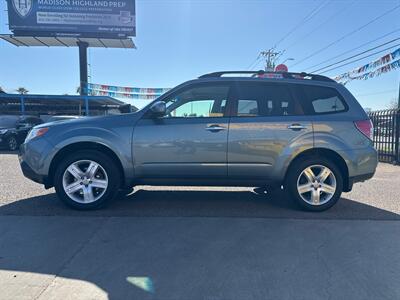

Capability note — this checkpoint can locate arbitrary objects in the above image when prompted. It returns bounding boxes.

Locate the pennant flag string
[334,47,400,83]
[89,89,164,100]
[87,83,171,97]
[337,58,400,85]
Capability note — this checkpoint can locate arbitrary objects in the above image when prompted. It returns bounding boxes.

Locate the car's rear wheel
[54,150,120,210]
[286,157,343,211]
[7,136,18,151]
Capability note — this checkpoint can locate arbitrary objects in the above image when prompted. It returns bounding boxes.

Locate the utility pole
[260,49,282,71]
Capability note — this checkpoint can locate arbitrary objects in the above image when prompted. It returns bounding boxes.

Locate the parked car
[19,71,378,211]
[0,115,42,151]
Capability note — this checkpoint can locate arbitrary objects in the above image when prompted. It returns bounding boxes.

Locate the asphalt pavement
[0,152,400,299]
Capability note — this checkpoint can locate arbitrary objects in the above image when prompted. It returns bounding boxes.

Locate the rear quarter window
[300,85,348,115]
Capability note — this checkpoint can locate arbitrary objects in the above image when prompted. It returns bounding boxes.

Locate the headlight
[25,127,49,143]
[0,129,8,135]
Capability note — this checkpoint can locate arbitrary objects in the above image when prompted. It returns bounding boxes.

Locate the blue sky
[0,0,399,110]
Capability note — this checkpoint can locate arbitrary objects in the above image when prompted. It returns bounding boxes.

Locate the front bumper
[19,159,46,184]
[18,138,53,187]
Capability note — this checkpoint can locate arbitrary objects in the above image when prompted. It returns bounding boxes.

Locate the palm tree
[16,87,29,95]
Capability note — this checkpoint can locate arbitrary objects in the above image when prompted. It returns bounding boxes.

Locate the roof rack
[198,70,336,83]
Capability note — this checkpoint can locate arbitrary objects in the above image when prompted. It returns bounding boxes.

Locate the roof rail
[198,70,336,83]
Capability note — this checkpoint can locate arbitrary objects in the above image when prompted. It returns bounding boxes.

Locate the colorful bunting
[337,59,400,85]
[87,83,171,100]
[89,89,163,100]
[334,47,400,83]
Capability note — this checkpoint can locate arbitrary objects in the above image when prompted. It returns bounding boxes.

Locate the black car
[0,115,43,151]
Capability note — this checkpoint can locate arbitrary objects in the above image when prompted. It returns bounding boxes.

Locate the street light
[281,58,294,64]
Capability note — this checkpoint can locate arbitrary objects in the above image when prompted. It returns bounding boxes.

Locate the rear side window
[301,86,347,114]
[235,84,302,117]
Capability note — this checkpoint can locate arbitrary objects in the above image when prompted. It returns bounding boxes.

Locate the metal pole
[395,110,400,164]
[85,96,89,116]
[77,41,89,96]
[20,95,25,115]
[398,79,400,109]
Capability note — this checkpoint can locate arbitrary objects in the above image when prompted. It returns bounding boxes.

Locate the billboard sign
[6,0,135,38]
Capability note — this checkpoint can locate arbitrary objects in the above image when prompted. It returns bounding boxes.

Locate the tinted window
[164,85,229,118]
[235,84,301,117]
[302,86,346,114]
[238,99,258,116]
[0,115,18,128]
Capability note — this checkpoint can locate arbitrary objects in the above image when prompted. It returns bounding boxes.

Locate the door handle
[288,124,307,130]
[205,125,226,132]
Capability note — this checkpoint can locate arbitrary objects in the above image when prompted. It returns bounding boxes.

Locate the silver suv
[19,71,378,211]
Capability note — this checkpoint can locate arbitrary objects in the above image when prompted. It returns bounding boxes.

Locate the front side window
[302,85,347,114]
[234,84,301,117]
[164,85,229,118]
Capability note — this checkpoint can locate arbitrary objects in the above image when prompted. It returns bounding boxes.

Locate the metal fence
[368,109,400,164]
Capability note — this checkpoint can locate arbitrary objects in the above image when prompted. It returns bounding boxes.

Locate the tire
[7,136,18,151]
[54,150,121,210]
[285,157,343,212]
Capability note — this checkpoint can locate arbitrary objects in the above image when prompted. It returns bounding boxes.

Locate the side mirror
[149,101,167,118]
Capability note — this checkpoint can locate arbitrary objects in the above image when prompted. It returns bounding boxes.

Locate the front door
[227,82,313,179]
[133,83,232,179]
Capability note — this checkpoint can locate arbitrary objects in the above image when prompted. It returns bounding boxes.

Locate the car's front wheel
[54,150,120,210]
[286,157,343,211]
[7,136,18,151]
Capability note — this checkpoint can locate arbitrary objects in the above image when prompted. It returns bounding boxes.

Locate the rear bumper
[339,146,378,192]
[346,172,375,192]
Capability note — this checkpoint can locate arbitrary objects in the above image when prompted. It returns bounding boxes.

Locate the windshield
[0,115,18,128]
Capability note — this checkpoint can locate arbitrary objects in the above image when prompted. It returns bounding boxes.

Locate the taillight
[354,119,373,140]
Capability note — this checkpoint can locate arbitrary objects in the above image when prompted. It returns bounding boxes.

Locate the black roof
[199,70,336,83]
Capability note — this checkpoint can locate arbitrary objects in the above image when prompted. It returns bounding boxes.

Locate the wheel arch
[285,148,350,192]
[47,142,125,188]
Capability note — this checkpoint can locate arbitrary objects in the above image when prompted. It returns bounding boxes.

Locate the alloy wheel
[296,165,337,206]
[8,137,17,151]
[62,160,108,204]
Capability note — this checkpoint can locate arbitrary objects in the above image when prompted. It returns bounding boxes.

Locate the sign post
[77,41,89,96]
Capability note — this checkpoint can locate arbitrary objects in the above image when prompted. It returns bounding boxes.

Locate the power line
[304,28,400,71]
[311,38,400,73]
[290,3,400,69]
[318,43,400,75]
[246,54,262,70]
[273,0,330,49]
[284,0,358,52]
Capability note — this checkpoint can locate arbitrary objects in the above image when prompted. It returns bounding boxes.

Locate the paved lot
[0,152,400,299]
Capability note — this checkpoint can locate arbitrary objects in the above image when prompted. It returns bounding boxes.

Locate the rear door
[227,82,313,179]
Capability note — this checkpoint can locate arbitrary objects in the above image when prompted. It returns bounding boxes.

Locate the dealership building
[0,93,134,121]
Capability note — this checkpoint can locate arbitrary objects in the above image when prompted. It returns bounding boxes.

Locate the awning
[0,34,136,49]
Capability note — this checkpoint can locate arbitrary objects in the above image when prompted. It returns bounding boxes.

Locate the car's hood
[34,112,140,130]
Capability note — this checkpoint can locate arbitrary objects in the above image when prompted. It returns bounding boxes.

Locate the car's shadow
[0,189,399,299]
[1,187,399,220]
[0,150,18,155]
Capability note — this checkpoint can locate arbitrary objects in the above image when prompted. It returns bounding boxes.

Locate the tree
[16,87,29,95]
[387,98,399,110]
